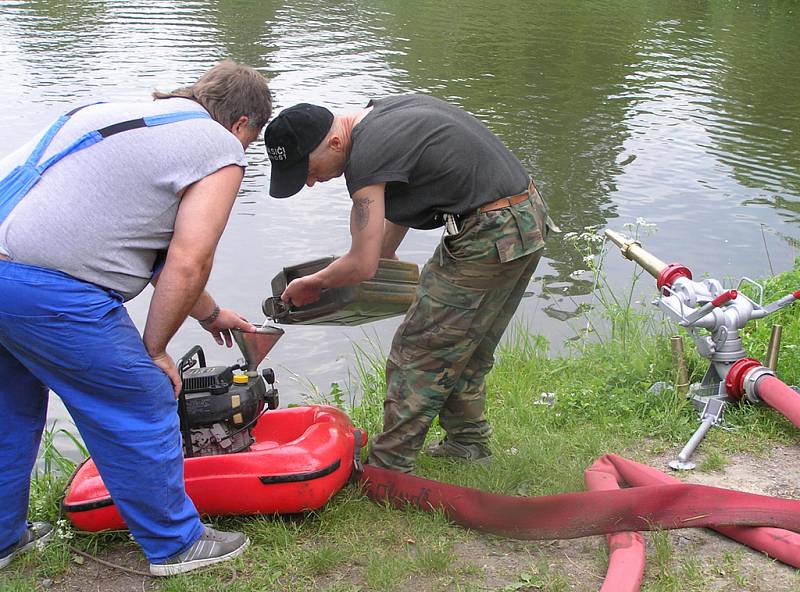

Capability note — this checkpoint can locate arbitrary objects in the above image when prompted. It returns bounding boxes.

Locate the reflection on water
[1,0,799,452]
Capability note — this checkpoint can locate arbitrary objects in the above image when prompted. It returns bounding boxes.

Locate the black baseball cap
[264,103,334,198]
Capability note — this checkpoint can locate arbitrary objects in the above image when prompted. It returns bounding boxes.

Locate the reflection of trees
[0,0,278,101]
[13,0,279,68]
[703,3,800,202]
[364,1,650,309]
[0,0,113,105]
[12,0,108,34]
[745,195,800,225]
[201,0,280,69]
[5,0,109,55]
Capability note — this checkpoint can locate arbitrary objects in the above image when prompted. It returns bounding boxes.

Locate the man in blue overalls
[0,61,272,576]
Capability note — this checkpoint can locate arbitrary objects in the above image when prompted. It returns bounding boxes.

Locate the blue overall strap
[0,109,211,224]
[36,111,211,174]
[0,103,102,222]
[23,103,99,171]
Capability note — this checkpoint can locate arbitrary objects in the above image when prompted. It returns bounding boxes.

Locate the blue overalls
[0,105,211,563]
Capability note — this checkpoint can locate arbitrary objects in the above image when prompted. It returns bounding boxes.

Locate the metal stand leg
[669,397,726,471]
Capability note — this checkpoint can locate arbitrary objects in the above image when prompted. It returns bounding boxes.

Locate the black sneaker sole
[0,528,55,569]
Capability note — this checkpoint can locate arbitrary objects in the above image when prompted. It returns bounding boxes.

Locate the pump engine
[176,329,282,458]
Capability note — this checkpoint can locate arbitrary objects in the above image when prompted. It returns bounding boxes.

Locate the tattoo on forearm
[353,197,373,231]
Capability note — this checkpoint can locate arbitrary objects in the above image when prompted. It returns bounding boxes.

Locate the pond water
[1,0,799,457]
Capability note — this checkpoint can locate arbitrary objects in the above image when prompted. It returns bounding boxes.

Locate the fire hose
[356,456,800,591]
[752,375,800,427]
[725,356,800,429]
[585,454,800,591]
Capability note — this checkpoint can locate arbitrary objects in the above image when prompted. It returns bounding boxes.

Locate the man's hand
[150,351,181,398]
[200,307,256,347]
[282,275,323,307]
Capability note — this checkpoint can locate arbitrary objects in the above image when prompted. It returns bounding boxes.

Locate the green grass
[698,448,729,472]
[5,251,800,591]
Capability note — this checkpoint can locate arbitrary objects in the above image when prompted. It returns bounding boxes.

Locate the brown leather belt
[0,253,9,261]
[478,180,533,213]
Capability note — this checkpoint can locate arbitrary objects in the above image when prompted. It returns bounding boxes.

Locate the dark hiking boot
[425,439,492,464]
[149,526,249,576]
[0,522,55,569]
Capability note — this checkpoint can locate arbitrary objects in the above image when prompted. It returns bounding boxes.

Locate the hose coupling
[725,357,775,404]
[743,366,776,404]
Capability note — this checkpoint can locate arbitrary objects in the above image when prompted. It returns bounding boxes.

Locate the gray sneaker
[149,526,249,577]
[425,439,492,464]
[0,522,55,569]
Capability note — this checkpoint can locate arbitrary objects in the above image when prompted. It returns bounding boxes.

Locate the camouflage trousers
[367,182,550,473]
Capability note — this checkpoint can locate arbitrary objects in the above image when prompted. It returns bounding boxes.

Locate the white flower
[635,217,657,229]
[56,519,75,540]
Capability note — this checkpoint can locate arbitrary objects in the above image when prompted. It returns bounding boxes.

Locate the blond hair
[153,60,272,129]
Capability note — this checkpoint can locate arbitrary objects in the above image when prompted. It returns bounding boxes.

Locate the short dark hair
[153,60,272,130]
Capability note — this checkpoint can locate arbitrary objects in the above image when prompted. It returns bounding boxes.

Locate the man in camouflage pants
[264,95,551,473]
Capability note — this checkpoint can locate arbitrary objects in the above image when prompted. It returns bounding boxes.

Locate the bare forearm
[152,276,217,321]
[143,260,212,356]
[282,184,386,307]
[316,252,376,289]
[189,290,218,321]
[381,221,409,258]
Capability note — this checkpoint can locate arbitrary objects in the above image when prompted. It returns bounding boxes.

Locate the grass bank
[4,254,800,592]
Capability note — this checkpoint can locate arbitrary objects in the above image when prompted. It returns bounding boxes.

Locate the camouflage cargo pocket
[442,214,489,262]
[493,200,546,264]
[397,270,486,356]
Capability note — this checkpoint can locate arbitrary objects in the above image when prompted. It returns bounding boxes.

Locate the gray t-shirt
[0,98,246,300]
[345,94,529,230]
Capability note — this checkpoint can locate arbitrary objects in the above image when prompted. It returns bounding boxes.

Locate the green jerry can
[262,256,420,326]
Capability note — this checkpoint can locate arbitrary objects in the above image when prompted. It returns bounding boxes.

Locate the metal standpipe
[765,324,782,371]
[603,229,667,279]
[605,228,800,471]
[670,336,689,395]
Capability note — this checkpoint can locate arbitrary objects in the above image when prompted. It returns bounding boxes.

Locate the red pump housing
[63,405,366,531]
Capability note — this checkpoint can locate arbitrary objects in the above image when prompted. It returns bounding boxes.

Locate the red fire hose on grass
[357,461,800,541]
[356,456,800,591]
[586,454,800,590]
[583,459,646,592]
[726,357,800,431]
[756,375,800,429]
